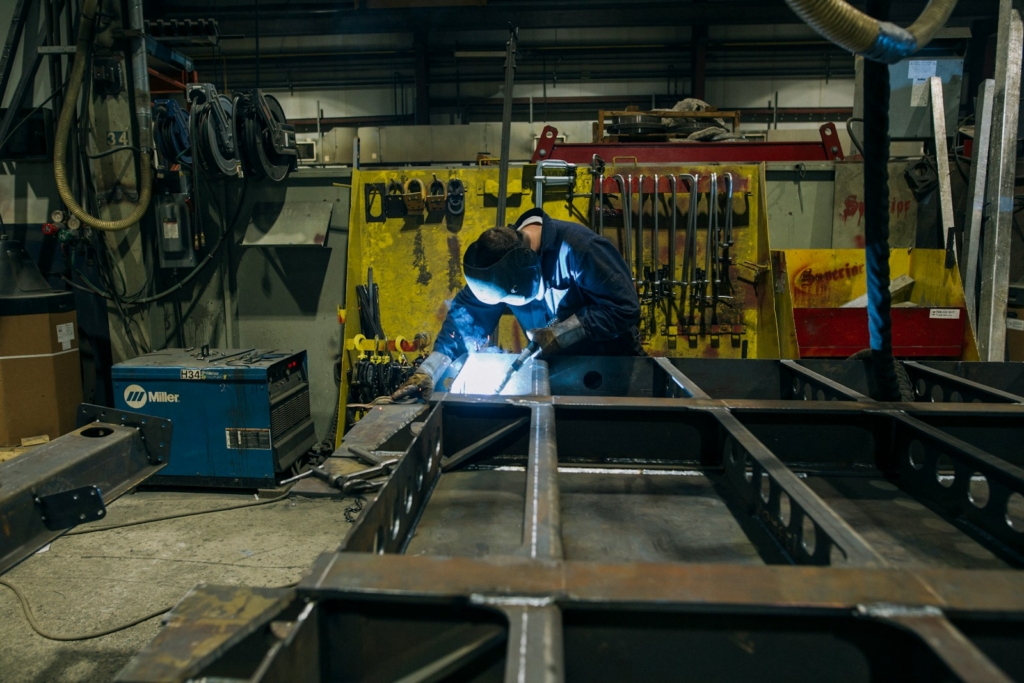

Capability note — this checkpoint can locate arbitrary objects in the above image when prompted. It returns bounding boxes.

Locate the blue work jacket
[434,210,641,359]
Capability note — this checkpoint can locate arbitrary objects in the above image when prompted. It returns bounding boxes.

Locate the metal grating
[270,388,310,440]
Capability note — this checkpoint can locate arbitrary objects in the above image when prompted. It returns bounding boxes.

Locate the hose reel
[186,83,237,178]
[234,90,298,182]
[152,99,191,167]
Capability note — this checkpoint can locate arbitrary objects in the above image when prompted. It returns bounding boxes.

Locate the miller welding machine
[112,349,316,487]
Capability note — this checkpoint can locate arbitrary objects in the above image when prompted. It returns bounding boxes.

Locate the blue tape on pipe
[861,22,918,64]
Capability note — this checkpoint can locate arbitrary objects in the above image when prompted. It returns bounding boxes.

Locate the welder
[392,208,642,400]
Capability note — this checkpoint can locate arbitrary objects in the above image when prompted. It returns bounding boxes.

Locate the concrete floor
[0,489,355,683]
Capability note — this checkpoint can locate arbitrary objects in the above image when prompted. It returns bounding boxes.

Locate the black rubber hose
[863,0,901,401]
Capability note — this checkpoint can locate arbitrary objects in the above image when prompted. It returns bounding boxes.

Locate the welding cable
[783,0,957,63]
[65,486,293,536]
[862,2,902,402]
[53,0,153,231]
[61,180,250,305]
[0,579,300,642]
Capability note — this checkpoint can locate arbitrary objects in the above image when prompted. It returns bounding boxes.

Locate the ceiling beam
[146,1,997,38]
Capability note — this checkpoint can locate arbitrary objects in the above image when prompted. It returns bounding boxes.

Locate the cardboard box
[1008,307,1024,362]
[0,309,83,447]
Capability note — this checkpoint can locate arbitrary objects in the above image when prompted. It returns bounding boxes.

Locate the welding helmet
[463,238,542,306]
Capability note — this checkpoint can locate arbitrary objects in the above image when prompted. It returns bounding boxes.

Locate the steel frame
[0,404,171,575]
[120,357,1024,683]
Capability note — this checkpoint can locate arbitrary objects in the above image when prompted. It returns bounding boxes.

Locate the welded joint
[856,603,944,619]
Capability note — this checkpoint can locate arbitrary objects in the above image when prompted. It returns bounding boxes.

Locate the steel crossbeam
[119,357,1024,683]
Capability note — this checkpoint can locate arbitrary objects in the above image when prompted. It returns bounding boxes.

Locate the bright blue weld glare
[450,353,534,395]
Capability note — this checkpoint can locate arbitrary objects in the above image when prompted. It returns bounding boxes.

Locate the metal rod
[963,79,995,331]
[703,173,717,329]
[978,2,1022,360]
[666,174,678,330]
[596,173,604,234]
[495,25,519,227]
[929,77,957,268]
[613,174,633,278]
[636,174,646,285]
[442,417,531,472]
[652,173,660,293]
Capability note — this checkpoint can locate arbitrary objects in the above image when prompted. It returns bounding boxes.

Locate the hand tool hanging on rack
[589,155,605,233]
[610,174,632,282]
[701,173,717,333]
[234,90,297,182]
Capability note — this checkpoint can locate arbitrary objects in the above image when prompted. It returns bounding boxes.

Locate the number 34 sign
[105,131,129,146]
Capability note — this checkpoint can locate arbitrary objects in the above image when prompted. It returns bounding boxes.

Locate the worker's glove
[391,351,451,402]
[527,315,587,356]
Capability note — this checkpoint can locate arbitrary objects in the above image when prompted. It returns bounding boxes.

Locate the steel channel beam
[711,407,886,566]
[115,584,297,683]
[782,360,872,402]
[653,356,710,398]
[300,553,1024,614]
[860,606,1015,683]
[883,410,1024,562]
[978,1,1024,360]
[903,361,1024,404]
[336,404,443,554]
[0,405,171,575]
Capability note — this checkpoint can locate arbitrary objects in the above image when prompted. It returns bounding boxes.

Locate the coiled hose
[783,0,957,63]
[53,0,152,231]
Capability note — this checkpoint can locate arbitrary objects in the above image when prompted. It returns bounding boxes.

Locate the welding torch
[494,340,541,394]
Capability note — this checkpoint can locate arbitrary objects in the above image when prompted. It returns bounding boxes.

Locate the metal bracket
[76,404,173,465]
[36,485,106,531]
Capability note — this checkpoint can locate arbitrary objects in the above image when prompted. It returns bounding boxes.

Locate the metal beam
[978,1,1023,361]
[929,76,956,265]
[0,405,171,575]
[962,79,995,331]
[146,1,998,37]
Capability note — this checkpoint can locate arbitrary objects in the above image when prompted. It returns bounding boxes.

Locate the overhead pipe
[782,0,957,63]
[53,0,153,231]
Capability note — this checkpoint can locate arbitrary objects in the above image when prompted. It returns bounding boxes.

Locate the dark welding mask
[463,240,542,306]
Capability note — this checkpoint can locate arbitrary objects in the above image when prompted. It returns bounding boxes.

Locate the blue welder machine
[112,349,317,487]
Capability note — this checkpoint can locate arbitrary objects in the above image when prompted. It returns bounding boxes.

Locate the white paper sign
[907,60,937,79]
[162,221,180,239]
[929,308,961,320]
[1007,318,1024,332]
[56,322,75,351]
